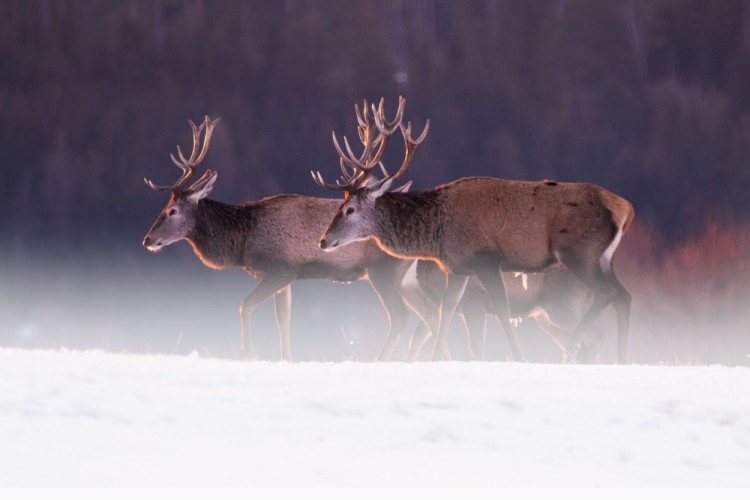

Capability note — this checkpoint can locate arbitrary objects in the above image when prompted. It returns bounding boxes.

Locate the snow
[1,348,749,488]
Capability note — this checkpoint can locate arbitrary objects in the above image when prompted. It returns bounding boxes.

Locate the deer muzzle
[319,237,339,251]
[143,236,163,252]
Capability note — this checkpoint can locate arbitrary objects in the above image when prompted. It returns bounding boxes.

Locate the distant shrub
[615,218,750,365]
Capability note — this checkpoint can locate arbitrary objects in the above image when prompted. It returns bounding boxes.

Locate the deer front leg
[400,261,441,335]
[368,262,411,362]
[406,322,431,361]
[430,274,468,361]
[474,267,525,362]
[400,264,443,361]
[273,285,293,362]
[240,275,293,361]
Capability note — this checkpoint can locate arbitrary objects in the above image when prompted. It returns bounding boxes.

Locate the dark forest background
[1,0,749,364]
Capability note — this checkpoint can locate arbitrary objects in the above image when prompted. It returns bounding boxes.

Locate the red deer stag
[143,116,414,361]
[313,97,634,363]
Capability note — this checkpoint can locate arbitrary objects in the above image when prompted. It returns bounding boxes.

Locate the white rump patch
[600,213,628,273]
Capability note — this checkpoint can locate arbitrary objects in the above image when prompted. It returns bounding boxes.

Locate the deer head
[143,115,220,252]
[312,97,429,250]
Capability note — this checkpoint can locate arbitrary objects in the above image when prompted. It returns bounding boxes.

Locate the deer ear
[187,170,218,201]
[392,180,413,193]
[366,176,396,199]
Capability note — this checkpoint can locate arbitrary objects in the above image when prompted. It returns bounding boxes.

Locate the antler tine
[144,115,220,193]
[403,118,430,146]
[340,157,355,179]
[331,132,361,170]
[378,161,389,177]
[311,145,371,192]
[193,115,220,165]
[384,118,431,185]
[310,168,363,191]
[373,96,406,135]
[355,99,370,129]
[184,118,205,164]
[320,97,411,193]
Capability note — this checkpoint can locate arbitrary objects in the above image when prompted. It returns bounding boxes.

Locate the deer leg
[610,276,631,364]
[564,293,610,363]
[430,274,468,361]
[240,275,293,361]
[561,260,631,364]
[459,298,487,361]
[400,262,441,335]
[528,307,569,358]
[400,261,443,360]
[368,263,411,362]
[273,285,293,362]
[474,268,525,362]
[576,325,606,364]
[407,322,432,361]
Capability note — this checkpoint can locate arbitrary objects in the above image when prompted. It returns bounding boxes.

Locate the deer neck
[187,199,253,269]
[374,191,444,260]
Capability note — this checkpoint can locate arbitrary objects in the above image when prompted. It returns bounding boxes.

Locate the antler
[145,115,221,192]
[312,96,410,192]
[369,117,430,191]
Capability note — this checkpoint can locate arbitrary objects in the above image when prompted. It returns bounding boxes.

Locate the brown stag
[313,97,634,363]
[143,116,414,361]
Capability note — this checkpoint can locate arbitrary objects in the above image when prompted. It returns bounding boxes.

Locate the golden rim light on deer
[143,115,418,361]
[313,97,634,364]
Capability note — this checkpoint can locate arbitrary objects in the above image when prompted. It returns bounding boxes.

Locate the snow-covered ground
[1,348,749,488]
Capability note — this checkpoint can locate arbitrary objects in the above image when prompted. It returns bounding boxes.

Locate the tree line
[1,0,749,256]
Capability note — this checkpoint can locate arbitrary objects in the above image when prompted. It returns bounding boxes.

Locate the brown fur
[321,175,634,363]
[145,191,412,361]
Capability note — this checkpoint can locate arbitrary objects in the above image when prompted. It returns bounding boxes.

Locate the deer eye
[345,207,355,216]
[168,208,177,216]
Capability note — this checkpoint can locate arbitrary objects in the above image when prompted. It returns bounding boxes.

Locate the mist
[2,1,749,366]
[3,217,748,366]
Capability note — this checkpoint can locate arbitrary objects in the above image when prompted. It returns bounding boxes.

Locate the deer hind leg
[577,324,606,364]
[558,253,631,364]
[368,262,412,362]
[240,274,293,361]
[273,285,293,362]
[610,273,631,364]
[474,266,525,362]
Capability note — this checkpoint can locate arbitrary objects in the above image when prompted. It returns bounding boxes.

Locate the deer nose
[143,236,161,248]
[319,238,338,250]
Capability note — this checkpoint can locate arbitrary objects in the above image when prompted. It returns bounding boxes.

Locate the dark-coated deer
[403,261,603,362]
[143,116,414,361]
[313,97,634,363]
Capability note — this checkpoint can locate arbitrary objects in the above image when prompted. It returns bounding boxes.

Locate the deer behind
[405,261,604,362]
[143,116,412,361]
[314,97,634,363]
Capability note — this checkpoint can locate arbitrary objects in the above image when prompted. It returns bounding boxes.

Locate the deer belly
[498,246,559,273]
[296,262,366,282]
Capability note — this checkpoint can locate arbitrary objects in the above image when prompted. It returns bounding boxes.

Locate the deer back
[190,194,387,280]
[378,176,631,273]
